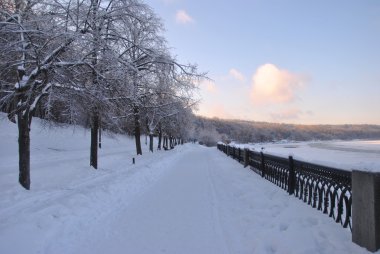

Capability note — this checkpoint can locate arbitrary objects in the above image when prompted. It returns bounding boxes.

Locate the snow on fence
[217,143,380,252]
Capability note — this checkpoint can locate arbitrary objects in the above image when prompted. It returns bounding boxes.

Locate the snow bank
[0,115,187,254]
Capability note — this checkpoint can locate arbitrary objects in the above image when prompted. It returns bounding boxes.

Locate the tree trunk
[149,134,154,153]
[18,112,31,190]
[98,121,102,149]
[157,127,162,150]
[163,136,167,150]
[134,107,142,155]
[90,112,99,169]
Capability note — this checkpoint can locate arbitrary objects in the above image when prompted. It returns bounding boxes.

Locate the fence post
[238,148,241,163]
[288,156,295,195]
[260,152,265,178]
[352,170,380,252]
[244,148,249,168]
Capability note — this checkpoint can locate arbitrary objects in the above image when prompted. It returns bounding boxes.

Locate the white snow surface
[232,140,380,172]
[0,116,376,254]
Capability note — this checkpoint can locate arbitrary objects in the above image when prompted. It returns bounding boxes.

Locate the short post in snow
[352,170,380,252]
[260,152,265,178]
[288,156,296,195]
[132,157,135,164]
[244,148,249,168]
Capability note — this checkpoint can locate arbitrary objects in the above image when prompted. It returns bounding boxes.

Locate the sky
[146,0,380,125]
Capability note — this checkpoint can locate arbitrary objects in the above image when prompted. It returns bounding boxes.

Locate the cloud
[270,108,315,122]
[200,80,217,93]
[176,10,194,24]
[161,0,178,4]
[196,103,232,119]
[229,68,245,82]
[270,108,302,121]
[250,63,304,105]
[197,69,255,120]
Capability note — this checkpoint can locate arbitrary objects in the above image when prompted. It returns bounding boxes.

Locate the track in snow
[74,146,230,254]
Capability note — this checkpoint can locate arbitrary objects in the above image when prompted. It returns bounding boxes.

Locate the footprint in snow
[279,223,289,231]
[306,217,319,226]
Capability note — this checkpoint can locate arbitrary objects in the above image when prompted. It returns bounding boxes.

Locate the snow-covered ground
[0,116,377,253]
[233,140,380,172]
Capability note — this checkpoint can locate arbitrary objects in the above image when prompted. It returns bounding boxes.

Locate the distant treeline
[192,117,380,146]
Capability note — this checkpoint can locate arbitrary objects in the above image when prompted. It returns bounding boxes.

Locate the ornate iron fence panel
[263,154,290,191]
[217,143,352,231]
[248,150,262,175]
[236,148,244,164]
[293,159,352,230]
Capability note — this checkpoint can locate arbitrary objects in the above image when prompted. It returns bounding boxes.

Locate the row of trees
[0,0,204,189]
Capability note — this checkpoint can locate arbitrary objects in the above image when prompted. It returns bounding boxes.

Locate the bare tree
[0,0,80,189]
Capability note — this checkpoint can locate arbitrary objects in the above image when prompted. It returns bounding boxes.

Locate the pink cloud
[200,80,217,93]
[229,68,245,82]
[250,63,304,105]
[176,10,194,24]
[270,108,302,121]
[196,103,232,119]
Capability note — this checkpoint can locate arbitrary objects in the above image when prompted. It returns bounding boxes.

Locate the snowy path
[61,146,368,254]
[76,146,230,254]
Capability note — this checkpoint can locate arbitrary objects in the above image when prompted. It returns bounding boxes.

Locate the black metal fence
[217,143,352,231]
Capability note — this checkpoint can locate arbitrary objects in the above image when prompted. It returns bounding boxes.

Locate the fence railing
[217,143,352,231]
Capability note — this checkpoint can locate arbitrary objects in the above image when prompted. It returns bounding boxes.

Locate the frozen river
[243,140,380,172]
